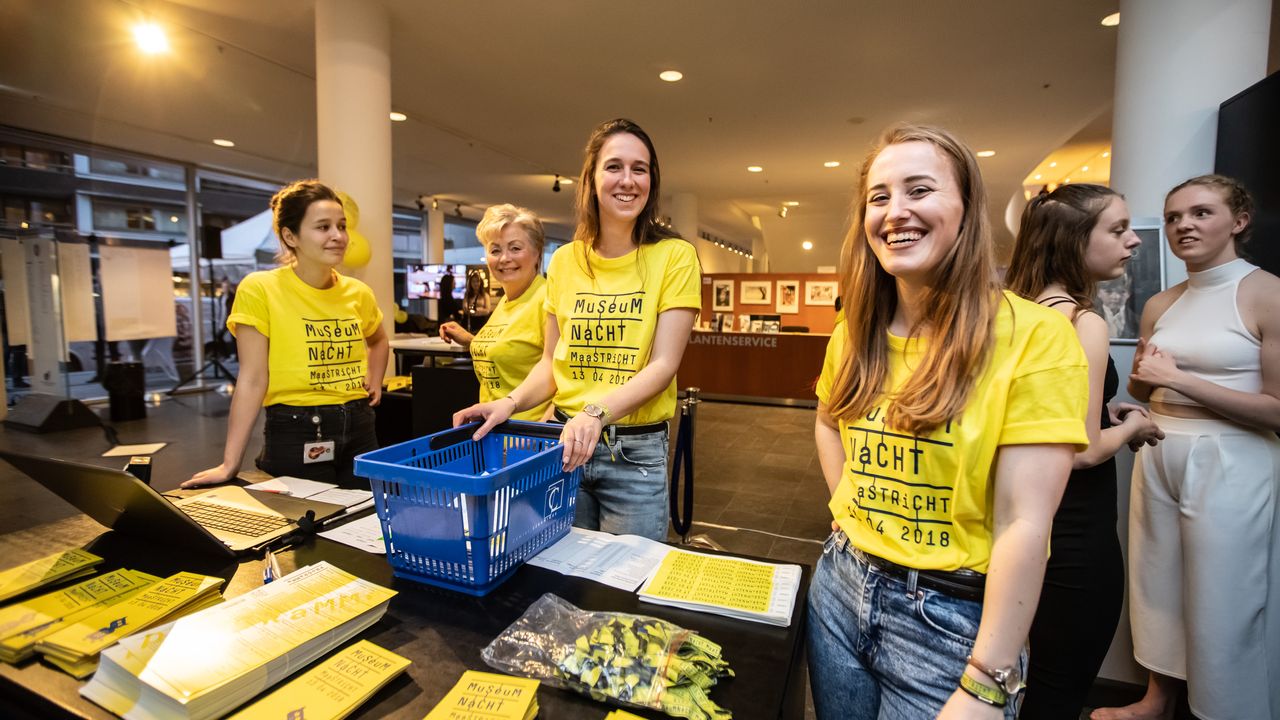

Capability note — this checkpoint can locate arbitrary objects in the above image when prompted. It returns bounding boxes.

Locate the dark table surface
[0,514,810,719]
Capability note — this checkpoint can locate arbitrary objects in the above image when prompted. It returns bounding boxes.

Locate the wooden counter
[677,330,828,406]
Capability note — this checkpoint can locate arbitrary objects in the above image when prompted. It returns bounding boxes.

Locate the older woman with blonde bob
[808,123,1088,719]
[440,203,552,421]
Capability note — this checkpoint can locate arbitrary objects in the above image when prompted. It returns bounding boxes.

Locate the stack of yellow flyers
[0,549,103,603]
[637,548,802,627]
[604,711,648,720]
[424,671,539,720]
[0,569,159,663]
[226,640,409,720]
[81,561,396,720]
[36,572,224,677]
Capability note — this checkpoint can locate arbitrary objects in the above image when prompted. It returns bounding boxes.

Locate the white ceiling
[0,0,1120,270]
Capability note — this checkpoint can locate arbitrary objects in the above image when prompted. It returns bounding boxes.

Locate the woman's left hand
[937,687,1004,720]
[1129,343,1182,390]
[364,380,383,407]
[559,412,603,472]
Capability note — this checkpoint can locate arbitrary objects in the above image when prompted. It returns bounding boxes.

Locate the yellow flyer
[0,548,103,602]
[38,572,223,659]
[644,551,775,613]
[424,670,540,720]
[0,569,158,663]
[227,640,410,720]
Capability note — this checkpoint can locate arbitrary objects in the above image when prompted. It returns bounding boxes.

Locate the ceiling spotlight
[552,175,561,193]
[1082,165,1090,172]
[824,161,841,168]
[415,197,425,211]
[389,111,408,122]
[659,70,683,82]
[747,166,763,173]
[559,177,573,186]
[133,22,169,54]
[169,215,179,223]
[1102,151,1111,158]
[431,197,439,211]
[212,138,235,147]
[783,201,800,207]
[1034,174,1043,180]
[778,206,789,219]
[1101,12,1120,27]
[1048,161,1057,168]
[802,240,813,251]
[454,204,463,218]
[976,150,996,158]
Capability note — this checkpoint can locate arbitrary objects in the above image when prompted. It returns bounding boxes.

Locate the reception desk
[677,330,828,406]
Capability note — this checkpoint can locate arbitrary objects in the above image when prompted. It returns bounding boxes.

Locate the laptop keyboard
[181,500,291,537]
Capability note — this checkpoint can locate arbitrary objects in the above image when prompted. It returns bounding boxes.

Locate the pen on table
[263,550,282,583]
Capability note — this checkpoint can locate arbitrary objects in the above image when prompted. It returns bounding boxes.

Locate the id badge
[303,440,335,464]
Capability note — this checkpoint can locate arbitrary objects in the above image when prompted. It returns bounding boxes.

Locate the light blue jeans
[574,427,669,541]
[806,531,1025,720]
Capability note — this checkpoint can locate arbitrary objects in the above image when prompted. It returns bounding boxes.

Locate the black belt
[553,409,668,436]
[853,547,986,602]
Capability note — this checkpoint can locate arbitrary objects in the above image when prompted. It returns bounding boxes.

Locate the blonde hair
[826,123,1000,436]
[476,203,546,269]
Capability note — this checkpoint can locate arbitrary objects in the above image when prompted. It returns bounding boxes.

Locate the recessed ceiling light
[389,111,407,122]
[1101,12,1120,27]
[1102,151,1110,158]
[169,215,179,223]
[1064,178,1072,184]
[823,161,841,168]
[212,138,235,147]
[133,22,169,54]
[801,240,813,251]
[1082,165,1090,172]
[1049,161,1057,168]
[659,70,683,82]
[783,201,800,207]
[1034,174,1043,180]
[559,177,573,185]
[747,166,763,173]
[976,150,996,158]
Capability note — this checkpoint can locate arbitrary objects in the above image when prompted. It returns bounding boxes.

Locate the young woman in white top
[1093,175,1280,720]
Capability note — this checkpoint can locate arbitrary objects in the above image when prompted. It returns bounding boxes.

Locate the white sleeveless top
[1149,258,1261,406]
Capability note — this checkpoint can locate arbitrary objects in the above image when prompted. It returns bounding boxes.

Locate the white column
[670,192,717,271]
[314,0,393,365]
[1111,0,1271,286]
[1101,0,1271,685]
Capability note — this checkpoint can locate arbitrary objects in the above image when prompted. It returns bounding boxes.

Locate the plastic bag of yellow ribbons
[482,593,733,719]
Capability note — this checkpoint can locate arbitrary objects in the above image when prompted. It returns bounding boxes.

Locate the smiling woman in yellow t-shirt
[454,118,701,541]
[438,204,552,421]
[185,179,389,489]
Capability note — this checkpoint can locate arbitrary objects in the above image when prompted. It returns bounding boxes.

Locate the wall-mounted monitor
[406,264,466,300]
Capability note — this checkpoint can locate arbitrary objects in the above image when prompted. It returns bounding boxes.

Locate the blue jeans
[807,532,1025,720]
[573,427,669,541]
[256,399,378,488]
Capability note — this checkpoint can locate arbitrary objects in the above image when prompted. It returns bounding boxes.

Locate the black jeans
[256,399,378,488]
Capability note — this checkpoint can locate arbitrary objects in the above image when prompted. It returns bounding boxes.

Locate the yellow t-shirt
[228,266,384,407]
[816,292,1088,573]
[469,275,551,421]
[545,239,702,425]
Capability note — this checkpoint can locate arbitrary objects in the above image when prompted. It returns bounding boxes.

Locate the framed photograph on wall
[1095,221,1165,344]
[776,280,799,314]
[740,280,772,305]
[805,280,838,306]
[712,279,734,311]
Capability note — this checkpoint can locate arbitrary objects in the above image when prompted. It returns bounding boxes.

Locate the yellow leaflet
[0,570,158,662]
[423,670,540,720]
[227,640,410,720]
[0,548,103,603]
[644,552,774,613]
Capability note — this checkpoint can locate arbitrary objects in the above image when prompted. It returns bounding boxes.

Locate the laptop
[0,450,347,558]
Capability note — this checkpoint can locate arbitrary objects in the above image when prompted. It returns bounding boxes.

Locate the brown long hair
[1006,183,1120,313]
[572,118,679,250]
[826,123,1000,436]
[270,179,342,264]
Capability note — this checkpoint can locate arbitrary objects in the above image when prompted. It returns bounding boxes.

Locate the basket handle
[427,420,564,450]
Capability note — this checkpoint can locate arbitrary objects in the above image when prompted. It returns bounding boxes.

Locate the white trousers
[1129,413,1280,720]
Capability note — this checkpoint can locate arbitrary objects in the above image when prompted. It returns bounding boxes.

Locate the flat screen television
[1216,71,1280,276]
[406,264,466,300]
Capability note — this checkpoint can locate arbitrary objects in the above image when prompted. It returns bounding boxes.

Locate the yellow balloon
[336,190,360,230]
[344,229,372,268]
[394,308,408,324]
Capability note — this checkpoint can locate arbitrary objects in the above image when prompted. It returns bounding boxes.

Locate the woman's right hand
[183,463,238,489]
[1120,409,1165,451]
[438,321,473,347]
[453,397,515,441]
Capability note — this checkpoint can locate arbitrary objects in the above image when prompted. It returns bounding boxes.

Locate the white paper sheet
[526,527,669,591]
[101,442,167,457]
[309,488,374,511]
[245,476,338,498]
[99,245,177,342]
[317,513,387,554]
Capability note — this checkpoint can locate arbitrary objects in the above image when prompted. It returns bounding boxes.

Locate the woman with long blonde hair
[808,124,1088,718]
